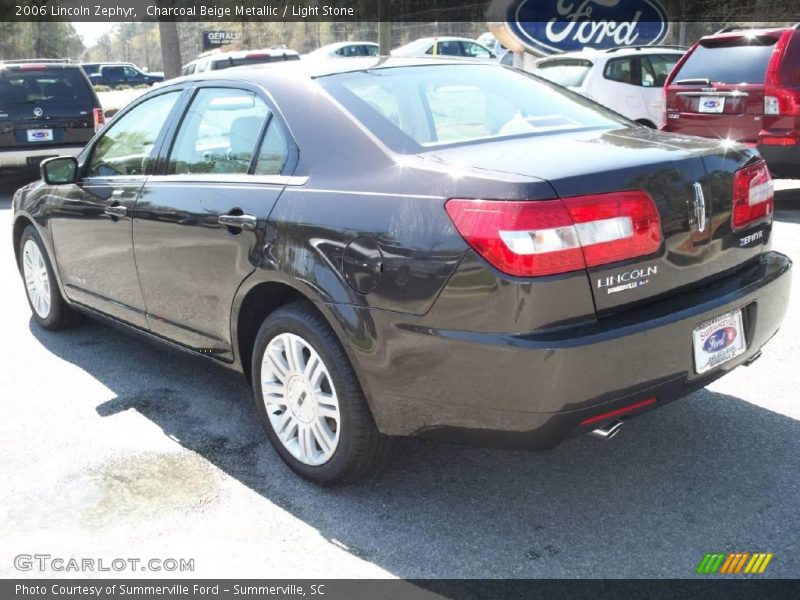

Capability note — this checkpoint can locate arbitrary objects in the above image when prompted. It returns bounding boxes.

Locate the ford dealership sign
[504,0,669,54]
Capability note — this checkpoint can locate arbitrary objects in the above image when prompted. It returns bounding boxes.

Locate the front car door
[133,85,297,360]
[48,90,183,328]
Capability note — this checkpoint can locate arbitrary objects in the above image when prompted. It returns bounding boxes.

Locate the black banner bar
[0,0,798,23]
[3,580,800,600]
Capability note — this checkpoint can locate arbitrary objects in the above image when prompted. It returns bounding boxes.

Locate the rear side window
[673,36,778,84]
[168,88,288,176]
[604,57,635,84]
[322,64,626,149]
[643,54,680,87]
[0,67,92,106]
[533,59,593,87]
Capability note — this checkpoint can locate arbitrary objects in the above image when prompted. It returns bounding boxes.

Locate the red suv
[663,25,800,178]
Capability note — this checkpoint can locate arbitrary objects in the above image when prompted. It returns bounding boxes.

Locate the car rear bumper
[354,251,792,449]
[758,143,800,179]
[0,145,83,168]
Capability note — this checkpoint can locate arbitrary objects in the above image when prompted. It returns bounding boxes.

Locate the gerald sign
[505,0,669,54]
[202,30,242,51]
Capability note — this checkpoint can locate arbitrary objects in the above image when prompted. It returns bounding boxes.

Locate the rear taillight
[445,191,662,277]
[764,87,800,116]
[732,161,773,231]
[764,32,800,116]
[93,108,105,133]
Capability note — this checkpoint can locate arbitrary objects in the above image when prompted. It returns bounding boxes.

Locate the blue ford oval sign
[505,0,669,54]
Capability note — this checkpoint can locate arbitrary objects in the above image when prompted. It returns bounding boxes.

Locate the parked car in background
[392,37,497,60]
[306,42,379,59]
[180,47,300,75]
[0,59,103,171]
[87,63,164,88]
[531,46,685,128]
[12,58,791,484]
[662,24,800,179]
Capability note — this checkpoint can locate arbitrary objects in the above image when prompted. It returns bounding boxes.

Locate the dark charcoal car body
[11,58,792,483]
[0,61,103,170]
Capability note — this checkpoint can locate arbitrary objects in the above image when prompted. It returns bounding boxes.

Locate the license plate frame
[26,128,53,142]
[693,309,747,374]
[698,96,725,114]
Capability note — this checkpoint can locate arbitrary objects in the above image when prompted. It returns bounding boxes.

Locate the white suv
[530,46,685,128]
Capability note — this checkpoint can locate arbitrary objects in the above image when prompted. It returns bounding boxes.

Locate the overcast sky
[71,22,118,47]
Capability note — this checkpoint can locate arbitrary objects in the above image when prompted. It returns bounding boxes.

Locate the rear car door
[49,90,183,328]
[0,64,98,166]
[133,85,296,359]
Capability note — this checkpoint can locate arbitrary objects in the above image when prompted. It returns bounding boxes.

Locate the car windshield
[320,64,626,150]
[533,59,594,87]
[673,36,778,84]
[0,67,92,105]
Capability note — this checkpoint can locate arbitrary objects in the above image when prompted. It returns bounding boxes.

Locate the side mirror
[40,156,78,185]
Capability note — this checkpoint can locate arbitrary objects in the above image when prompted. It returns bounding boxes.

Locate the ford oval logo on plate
[504,0,669,54]
[703,100,721,108]
[702,327,738,353]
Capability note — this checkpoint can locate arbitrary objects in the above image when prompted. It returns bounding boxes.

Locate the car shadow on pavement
[28,316,800,578]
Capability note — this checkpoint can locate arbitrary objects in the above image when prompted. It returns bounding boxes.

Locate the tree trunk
[158,10,182,80]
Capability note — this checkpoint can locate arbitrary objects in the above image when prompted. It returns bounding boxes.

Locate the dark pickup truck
[85,63,164,88]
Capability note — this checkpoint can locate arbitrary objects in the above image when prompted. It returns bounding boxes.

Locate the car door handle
[104,205,127,218]
[218,214,257,230]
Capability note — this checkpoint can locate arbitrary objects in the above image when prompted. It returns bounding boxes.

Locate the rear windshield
[320,64,625,150]
[533,59,594,87]
[0,67,92,105]
[673,36,778,84]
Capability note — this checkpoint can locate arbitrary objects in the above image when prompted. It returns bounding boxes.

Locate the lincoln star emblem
[33,107,43,117]
[692,182,707,233]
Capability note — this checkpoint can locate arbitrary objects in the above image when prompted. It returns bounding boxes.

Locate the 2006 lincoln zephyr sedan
[12,58,792,484]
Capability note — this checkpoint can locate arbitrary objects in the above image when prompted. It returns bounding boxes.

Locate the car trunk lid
[423,125,769,315]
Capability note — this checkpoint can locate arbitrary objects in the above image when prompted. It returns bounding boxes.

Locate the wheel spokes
[261,332,341,466]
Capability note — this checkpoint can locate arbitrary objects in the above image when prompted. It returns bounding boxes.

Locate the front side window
[168,88,275,175]
[87,91,180,177]
[322,64,627,150]
[123,66,139,79]
[462,42,491,58]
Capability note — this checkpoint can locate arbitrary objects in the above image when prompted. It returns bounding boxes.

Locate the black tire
[18,225,82,330]
[251,301,391,485]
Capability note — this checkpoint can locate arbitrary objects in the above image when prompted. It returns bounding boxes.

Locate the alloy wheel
[22,239,51,319]
[260,333,341,466]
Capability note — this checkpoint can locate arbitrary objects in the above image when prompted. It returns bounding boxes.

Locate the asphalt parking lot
[1,172,798,580]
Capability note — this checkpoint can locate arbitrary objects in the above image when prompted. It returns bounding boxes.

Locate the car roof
[317,41,378,50]
[537,46,685,62]
[700,26,796,41]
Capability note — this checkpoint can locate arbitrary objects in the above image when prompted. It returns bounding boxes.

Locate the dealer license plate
[27,128,53,142]
[698,97,725,113]
[693,309,746,374]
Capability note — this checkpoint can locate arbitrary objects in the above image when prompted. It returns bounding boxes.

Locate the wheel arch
[635,118,658,129]
[231,273,367,387]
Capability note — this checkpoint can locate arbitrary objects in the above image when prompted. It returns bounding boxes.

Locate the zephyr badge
[692,182,707,233]
[33,107,43,117]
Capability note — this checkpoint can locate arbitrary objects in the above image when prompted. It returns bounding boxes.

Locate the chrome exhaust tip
[588,420,623,440]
